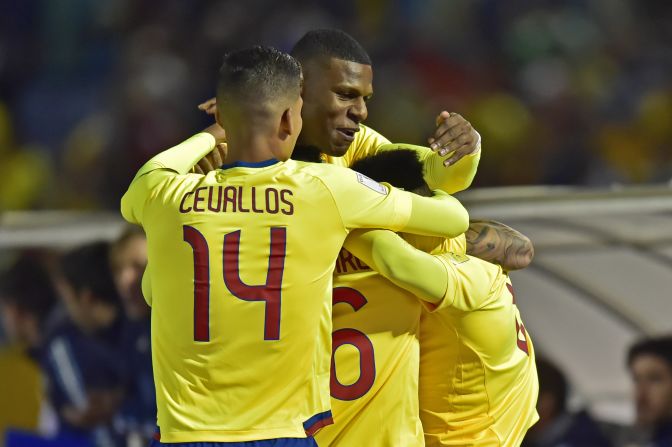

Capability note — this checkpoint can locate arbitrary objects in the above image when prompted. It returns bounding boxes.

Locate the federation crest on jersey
[356,172,388,195]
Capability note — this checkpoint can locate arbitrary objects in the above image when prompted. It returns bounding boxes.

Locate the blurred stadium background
[1,0,671,446]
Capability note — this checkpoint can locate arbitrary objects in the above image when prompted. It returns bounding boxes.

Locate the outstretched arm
[343,229,448,303]
[121,124,225,225]
[465,220,534,271]
[344,229,505,312]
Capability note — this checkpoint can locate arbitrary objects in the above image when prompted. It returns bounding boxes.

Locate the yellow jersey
[419,253,539,447]
[341,230,537,447]
[314,248,424,447]
[121,133,470,443]
[323,125,481,194]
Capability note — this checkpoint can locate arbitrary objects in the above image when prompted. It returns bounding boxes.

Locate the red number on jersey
[183,225,287,342]
[507,283,529,355]
[330,287,376,401]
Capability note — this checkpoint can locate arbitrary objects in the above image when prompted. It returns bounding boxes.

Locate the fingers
[192,164,204,175]
[211,143,227,167]
[443,144,473,167]
[197,156,214,173]
[428,111,451,145]
[198,97,217,115]
[437,133,472,157]
[427,112,480,166]
[430,113,470,150]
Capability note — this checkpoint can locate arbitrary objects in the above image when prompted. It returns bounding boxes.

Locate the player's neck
[224,131,283,165]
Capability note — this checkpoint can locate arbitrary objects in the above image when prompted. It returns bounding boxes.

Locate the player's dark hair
[216,46,302,108]
[535,357,568,414]
[60,242,119,306]
[350,149,430,196]
[0,256,57,326]
[628,336,672,369]
[291,29,371,66]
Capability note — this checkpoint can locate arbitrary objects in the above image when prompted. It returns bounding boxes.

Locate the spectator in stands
[522,357,612,447]
[43,242,125,447]
[109,226,155,443]
[628,336,672,447]
[0,256,58,442]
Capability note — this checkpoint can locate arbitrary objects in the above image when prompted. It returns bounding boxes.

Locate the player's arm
[466,219,534,271]
[120,126,222,224]
[404,189,470,237]
[343,229,447,303]
[327,168,469,238]
[345,229,500,311]
[375,112,481,194]
[377,142,480,194]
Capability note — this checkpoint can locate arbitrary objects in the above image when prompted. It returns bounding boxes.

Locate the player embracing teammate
[122,30,538,447]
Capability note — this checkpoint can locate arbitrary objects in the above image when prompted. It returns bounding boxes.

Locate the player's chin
[326,139,352,157]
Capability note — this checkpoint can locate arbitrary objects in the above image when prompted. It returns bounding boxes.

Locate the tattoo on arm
[465,220,534,271]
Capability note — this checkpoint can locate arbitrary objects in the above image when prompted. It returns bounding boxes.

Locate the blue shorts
[149,438,318,447]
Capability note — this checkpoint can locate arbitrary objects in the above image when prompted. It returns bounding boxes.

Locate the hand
[428,111,480,166]
[203,122,226,144]
[198,97,217,116]
[194,142,228,174]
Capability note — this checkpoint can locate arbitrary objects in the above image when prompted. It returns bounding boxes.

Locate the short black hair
[60,242,118,306]
[0,256,57,326]
[350,149,430,196]
[536,357,569,413]
[291,29,371,66]
[216,46,302,109]
[628,336,672,369]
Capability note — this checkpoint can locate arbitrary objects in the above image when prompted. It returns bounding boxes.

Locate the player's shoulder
[288,159,355,182]
[357,124,388,140]
[352,124,389,147]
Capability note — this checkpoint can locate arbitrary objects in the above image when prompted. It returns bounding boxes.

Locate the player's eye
[336,91,357,101]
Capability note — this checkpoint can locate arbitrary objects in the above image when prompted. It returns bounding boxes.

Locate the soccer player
[197,29,482,195]
[348,227,539,447]
[334,150,538,446]
[311,150,535,447]
[121,46,471,446]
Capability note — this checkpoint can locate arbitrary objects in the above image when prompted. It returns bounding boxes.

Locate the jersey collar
[220,158,280,169]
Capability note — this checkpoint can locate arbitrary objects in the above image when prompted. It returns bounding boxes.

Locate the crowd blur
[0,229,153,447]
[1,0,671,211]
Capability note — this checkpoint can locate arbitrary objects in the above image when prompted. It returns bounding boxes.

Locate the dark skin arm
[465,220,534,271]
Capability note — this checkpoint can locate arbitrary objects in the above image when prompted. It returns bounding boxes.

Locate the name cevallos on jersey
[179,185,294,215]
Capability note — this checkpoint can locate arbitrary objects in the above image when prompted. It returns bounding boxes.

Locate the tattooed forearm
[465,220,534,271]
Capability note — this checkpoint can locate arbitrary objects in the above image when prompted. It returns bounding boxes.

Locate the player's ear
[279,107,294,140]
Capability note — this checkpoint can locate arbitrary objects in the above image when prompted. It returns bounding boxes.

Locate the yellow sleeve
[120,133,215,224]
[343,229,448,303]
[377,143,481,194]
[322,167,469,238]
[431,253,502,313]
[343,230,502,312]
[403,189,469,237]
